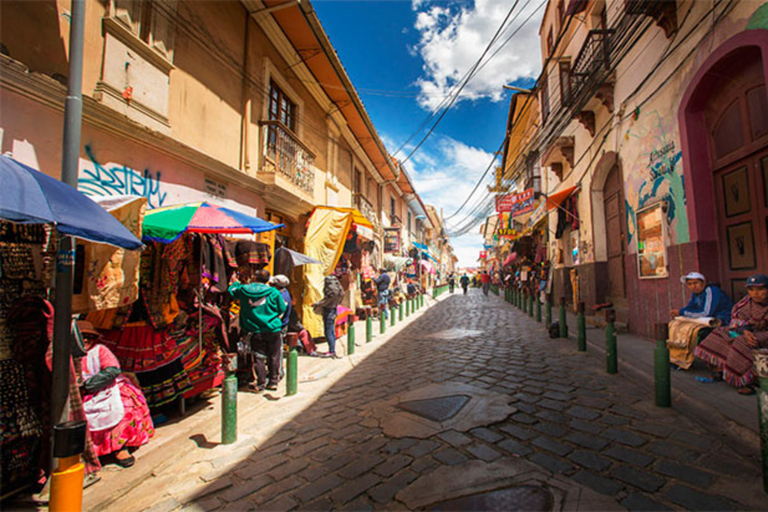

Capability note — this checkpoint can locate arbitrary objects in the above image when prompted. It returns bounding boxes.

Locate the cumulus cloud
[412,0,545,110]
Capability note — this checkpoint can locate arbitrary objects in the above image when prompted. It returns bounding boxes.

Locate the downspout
[240,11,251,173]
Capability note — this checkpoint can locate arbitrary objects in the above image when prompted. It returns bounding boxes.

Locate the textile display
[667,317,716,370]
[72,196,147,313]
[139,237,190,330]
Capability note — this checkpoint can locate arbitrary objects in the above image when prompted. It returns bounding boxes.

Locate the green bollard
[348,322,356,356]
[222,354,238,444]
[432,288,437,299]
[546,294,552,326]
[421,294,424,308]
[366,312,373,343]
[380,312,386,335]
[653,323,671,408]
[518,289,523,310]
[754,355,768,494]
[559,297,568,338]
[605,309,617,374]
[286,335,298,396]
[577,302,586,351]
[522,290,528,313]
[528,291,534,317]
[405,298,410,317]
[391,306,396,327]
[536,293,542,323]
[399,302,404,322]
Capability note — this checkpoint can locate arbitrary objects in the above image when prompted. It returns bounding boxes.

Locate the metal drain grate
[431,485,554,511]
[397,394,471,422]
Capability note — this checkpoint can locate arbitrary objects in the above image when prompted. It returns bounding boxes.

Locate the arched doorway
[680,36,768,302]
[603,164,627,300]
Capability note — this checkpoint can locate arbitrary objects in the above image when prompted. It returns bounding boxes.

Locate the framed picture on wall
[726,222,756,270]
[636,202,668,279]
[722,166,750,217]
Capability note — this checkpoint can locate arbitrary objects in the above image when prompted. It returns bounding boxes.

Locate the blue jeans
[322,307,337,354]
[378,290,390,319]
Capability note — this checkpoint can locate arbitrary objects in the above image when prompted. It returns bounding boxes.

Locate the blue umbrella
[0,155,143,250]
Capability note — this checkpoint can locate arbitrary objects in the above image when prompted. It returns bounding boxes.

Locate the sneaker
[266,382,278,391]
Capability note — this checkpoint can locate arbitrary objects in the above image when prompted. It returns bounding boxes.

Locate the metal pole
[398,301,403,322]
[605,309,617,374]
[577,302,586,352]
[221,369,238,443]
[528,289,534,317]
[546,293,552,326]
[536,292,542,323]
[51,0,86,433]
[559,297,568,338]
[405,298,410,317]
[366,311,372,343]
[654,323,671,408]
[391,305,396,327]
[380,312,386,335]
[347,322,355,356]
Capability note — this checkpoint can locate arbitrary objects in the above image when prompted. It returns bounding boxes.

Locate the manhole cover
[397,395,470,422]
[431,485,553,511]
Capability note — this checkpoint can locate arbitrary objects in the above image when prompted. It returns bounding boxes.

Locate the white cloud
[412,0,544,110]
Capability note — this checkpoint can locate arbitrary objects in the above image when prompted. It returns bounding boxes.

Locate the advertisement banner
[495,189,534,216]
[383,228,401,253]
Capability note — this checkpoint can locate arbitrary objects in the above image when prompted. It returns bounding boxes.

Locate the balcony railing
[260,120,315,195]
[569,29,614,103]
[355,194,378,228]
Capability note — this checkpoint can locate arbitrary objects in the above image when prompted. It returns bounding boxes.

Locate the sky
[312,0,544,268]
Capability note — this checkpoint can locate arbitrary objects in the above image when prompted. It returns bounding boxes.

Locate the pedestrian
[229,269,287,391]
[270,274,292,377]
[481,270,490,296]
[448,272,456,294]
[460,273,470,295]
[374,268,391,320]
[313,274,344,358]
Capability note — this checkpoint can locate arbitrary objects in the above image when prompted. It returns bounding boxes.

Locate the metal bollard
[536,293,542,322]
[399,302,404,322]
[577,302,586,352]
[654,323,671,408]
[546,293,552,326]
[421,294,424,308]
[559,297,568,338]
[528,290,534,317]
[49,421,86,512]
[366,310,373,343]
[523,289,528,313]
[348,321,356,356]
[391,306,396,327]
[222,354,238,442]
[285,337,298,396]
[405,298,410,317]
[755,353,768,494]
[380,312,386,335]
[605,309,617,374]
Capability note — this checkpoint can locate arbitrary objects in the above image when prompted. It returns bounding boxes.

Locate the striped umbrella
[142,201,283,243]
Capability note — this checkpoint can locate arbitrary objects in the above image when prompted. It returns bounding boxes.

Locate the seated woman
[694,274,768,395]
[670,272,733,324]
[77,321,154,467]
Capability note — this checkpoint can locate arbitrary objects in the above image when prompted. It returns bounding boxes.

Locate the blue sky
[312,0,544,267]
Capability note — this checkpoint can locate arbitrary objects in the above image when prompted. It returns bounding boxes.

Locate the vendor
[77,321,154,468]
[670,272,733,324]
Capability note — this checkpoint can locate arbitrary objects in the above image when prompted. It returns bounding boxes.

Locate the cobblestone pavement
[114,290,765,511]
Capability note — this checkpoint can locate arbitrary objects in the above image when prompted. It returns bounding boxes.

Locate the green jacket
[229,281,287,333]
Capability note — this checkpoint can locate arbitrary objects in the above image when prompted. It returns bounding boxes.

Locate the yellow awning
[314,206,374,229]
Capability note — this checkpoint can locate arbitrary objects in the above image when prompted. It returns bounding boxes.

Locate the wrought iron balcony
[260,120,315,195]
[569,29,614,104]
[355,193,379,228]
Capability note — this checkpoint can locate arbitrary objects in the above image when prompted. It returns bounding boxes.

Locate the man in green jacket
[229,269,287,391]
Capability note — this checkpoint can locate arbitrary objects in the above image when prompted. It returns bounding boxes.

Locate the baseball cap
[269,274,290,288]
[680,272,706,283]
[746,274,768,287]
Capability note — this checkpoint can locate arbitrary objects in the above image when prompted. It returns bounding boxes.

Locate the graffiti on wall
[78,145,167,208]
[623,109,689,250]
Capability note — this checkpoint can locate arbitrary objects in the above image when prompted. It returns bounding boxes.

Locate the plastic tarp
[383,254,409,271]
[420,259,436,274]
[301,207,356,338]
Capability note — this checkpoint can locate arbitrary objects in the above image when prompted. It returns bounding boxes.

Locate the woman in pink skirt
[77,321,154,467]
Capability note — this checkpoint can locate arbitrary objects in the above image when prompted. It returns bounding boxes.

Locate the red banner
[496,189,534,214]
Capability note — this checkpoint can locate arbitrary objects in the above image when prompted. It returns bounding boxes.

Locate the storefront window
[637,202,668,278]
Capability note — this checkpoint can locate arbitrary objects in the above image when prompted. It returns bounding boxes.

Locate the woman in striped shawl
[694,274,768,394]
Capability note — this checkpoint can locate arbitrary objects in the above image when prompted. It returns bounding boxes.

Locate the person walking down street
[481,270,490,296]
[448,272,456,294]
[229,269,287,391]
[313,274,344,358]
[374,268,391,320]
[460,274,470,295]
[270,274,292,378]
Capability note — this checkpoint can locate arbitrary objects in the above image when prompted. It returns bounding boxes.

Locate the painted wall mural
[622,109,689,253]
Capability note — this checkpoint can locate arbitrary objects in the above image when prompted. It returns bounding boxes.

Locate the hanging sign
[496,189,534,215]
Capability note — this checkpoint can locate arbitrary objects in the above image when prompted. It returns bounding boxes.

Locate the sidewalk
[501,293,760,461]
[78,294,444,511]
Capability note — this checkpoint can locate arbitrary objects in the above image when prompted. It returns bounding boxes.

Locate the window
[112,0,174,60]
[269,80,296,131]
[390,197,396,221]
[559,61,571,106]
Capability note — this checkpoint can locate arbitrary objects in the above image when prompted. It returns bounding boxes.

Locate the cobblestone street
[102,291,765,511]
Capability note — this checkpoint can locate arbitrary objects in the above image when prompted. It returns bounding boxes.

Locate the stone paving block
[374,454,412,478]
[610,464,665,492]
[538,398,569,411]
[286,436,330,459]
[599,414,631,426]
[572,396,613,410]
[145,498,180,512]
[437,430,472,447]
[296,465,327,483]
[647,441,701,463]
[514,402,538,414]
[268,457,310,481]
[601,428,648,447]
[571,469,625,496]
[542,390,571,401]
[546,383,575,393]
[610,405,647,420]
[698,452,756,479]
[323,451,361,472]
[302,497,334,511]
[252,476,302,506]
[603,446,654,467]
[410,456,439,475]
[330,473,381,505]
[663,484,737,511]
[367,470,419,504]
[631,421,672,438]
[534,410,569,424]
[405,439,440,458]
[620,493,673,511]
[654,459,713,488]
[564,431,609,451]
[466,443,502,462]
[668,430,718,452]
[569,418,603,434]
[187,496,222,511]
[532,436,573,458]
[234,454,286,480]
[382,438,418,454]
[260,496,298,511]
[532,421,569,438]
[340,497,373,511]
[514,392,539,403]
[217,475,272,502]
[497,439,533,457]
[568,450,612,472]
[192,477,234,500]
[566,406,601,420]
[338,453,385,479]
[294,474,344,503]
[469,427,504,444]
[529,452,574,474]
[432,447,469,466]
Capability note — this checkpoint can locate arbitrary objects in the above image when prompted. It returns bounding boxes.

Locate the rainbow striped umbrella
[142,201,283,243]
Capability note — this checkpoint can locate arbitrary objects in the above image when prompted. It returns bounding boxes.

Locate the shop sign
[637,202,668,279]
[383,228,401,253]
[495,189,534,215]
[497,228,517,236]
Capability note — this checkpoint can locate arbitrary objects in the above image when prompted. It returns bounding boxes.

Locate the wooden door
[603,164,626,299]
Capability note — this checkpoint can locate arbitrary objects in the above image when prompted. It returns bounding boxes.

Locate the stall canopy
[141,202,283,243]
[383,254,409,272]
[545,186,579,211]
[302,206,374,337]
[412,241,438,263]
[419,259,436,274]
[503,252,517,267]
